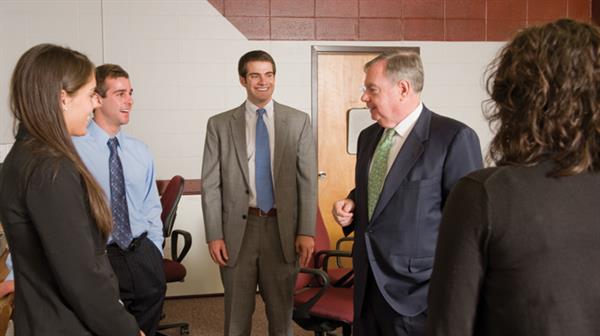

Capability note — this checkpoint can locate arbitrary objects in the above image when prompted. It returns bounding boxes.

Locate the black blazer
[427,162,600,336]
[344,106,482,317]
[0,130,139,336]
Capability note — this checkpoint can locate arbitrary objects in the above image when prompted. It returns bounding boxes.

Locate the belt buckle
[258,209,269,217]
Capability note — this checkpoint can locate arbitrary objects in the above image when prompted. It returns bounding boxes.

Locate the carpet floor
[159,295,321,336]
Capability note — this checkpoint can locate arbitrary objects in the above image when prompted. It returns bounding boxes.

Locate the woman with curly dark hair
[426,19,600,336]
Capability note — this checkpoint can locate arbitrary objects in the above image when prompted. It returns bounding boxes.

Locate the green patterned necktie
[368,128,396,220]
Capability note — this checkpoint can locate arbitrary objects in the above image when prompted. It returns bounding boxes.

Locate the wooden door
[313,47,417,265]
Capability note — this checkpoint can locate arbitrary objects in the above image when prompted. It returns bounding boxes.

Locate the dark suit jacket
[344,105,482,317]
[0,129,139,336]
[427,161,600,336]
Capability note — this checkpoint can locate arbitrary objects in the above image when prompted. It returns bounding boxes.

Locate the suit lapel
[358,125,382,193]
[273,101,288,184]
[370,107,432,223]
[230,104,250,188]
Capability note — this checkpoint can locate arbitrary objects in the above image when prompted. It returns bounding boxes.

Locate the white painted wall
[0,0,503,296]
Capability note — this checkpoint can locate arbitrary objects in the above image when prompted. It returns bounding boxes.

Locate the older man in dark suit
[332,51,483,336]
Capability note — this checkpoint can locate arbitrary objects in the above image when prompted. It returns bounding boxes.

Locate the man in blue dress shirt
[73,64,165,336]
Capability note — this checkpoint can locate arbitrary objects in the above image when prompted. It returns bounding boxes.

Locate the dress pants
[354,268,427,336]
[220,214,298,336]
[107,236,166,336]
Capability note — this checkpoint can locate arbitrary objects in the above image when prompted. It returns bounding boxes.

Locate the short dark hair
[95,64,129,97]
[238,50,276,77]
[485,19,600,177]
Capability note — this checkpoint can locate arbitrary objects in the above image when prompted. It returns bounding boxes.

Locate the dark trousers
[354,269,427,336]
[107,236,166,336]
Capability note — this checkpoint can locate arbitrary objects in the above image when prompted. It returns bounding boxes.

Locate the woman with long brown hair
[427,19,600,336]
[0,44,141,335]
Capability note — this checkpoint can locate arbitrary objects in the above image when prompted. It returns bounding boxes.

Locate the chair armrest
[314,249,352,271]
[335,236,354,250]
[335,237,354,267]
[294,268,329,319]
[171,229,192,262]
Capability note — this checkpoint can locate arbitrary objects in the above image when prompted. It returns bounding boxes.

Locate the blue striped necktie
[255,108,274,212]
[107,137,133,249]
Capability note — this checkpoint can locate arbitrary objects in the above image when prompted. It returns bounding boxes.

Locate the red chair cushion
[163,259,187,282]
[294,287,354,323]
[328,267,353,285]
[295,272,314,290]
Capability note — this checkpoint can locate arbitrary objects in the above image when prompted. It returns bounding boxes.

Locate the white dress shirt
[375,102,423,175]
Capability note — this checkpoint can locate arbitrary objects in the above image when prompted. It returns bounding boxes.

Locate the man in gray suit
[332,51,483,335]
[201,50,317,336]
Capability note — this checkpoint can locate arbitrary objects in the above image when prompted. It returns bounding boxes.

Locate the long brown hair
[484,19,600,177]
[10,44,113,237]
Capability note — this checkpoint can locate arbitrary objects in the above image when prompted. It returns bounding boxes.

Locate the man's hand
[332,199,355,227]
[208,239,229,266]
[139,331,145,336]
[295,235,315,268]
[0,280,14,297]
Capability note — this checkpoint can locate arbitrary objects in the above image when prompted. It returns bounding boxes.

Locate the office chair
[312,208,354,287]
[293,208,354,335]
[157,175,191,336]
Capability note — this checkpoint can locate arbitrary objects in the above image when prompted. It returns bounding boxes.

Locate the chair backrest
[314,207,331,264]
[160,175,185,238]
[295,207,331,290]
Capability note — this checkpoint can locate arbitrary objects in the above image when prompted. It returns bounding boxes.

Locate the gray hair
[365,51,424,93]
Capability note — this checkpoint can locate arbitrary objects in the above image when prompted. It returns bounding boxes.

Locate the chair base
[293,315,351,336]
[156,321,190,336]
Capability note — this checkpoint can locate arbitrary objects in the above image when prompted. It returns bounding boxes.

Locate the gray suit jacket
[202,101,317,266]
[344,106,483,317]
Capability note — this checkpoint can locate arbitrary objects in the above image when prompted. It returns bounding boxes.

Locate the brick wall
[208,0,591,41]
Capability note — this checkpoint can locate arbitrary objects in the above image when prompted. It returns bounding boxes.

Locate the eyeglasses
[361,85,380,95]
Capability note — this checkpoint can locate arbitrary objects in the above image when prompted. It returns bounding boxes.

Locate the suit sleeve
[295,113,317,237]
[26,160,139,336]
[342,125,367,237]
[201,117,224,242]
[442,127,483,207]
[142,150,164,254]
[342,126,366,238]
[427,177,490,336]
[342,188,356,237]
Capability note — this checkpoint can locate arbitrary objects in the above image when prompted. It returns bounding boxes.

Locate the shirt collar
[88,120,125,148]
[392,102,423,138]
[245,100,274,120]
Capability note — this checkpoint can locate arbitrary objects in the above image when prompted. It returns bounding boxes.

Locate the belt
[107,232,148,252]
[248,207,277,217]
